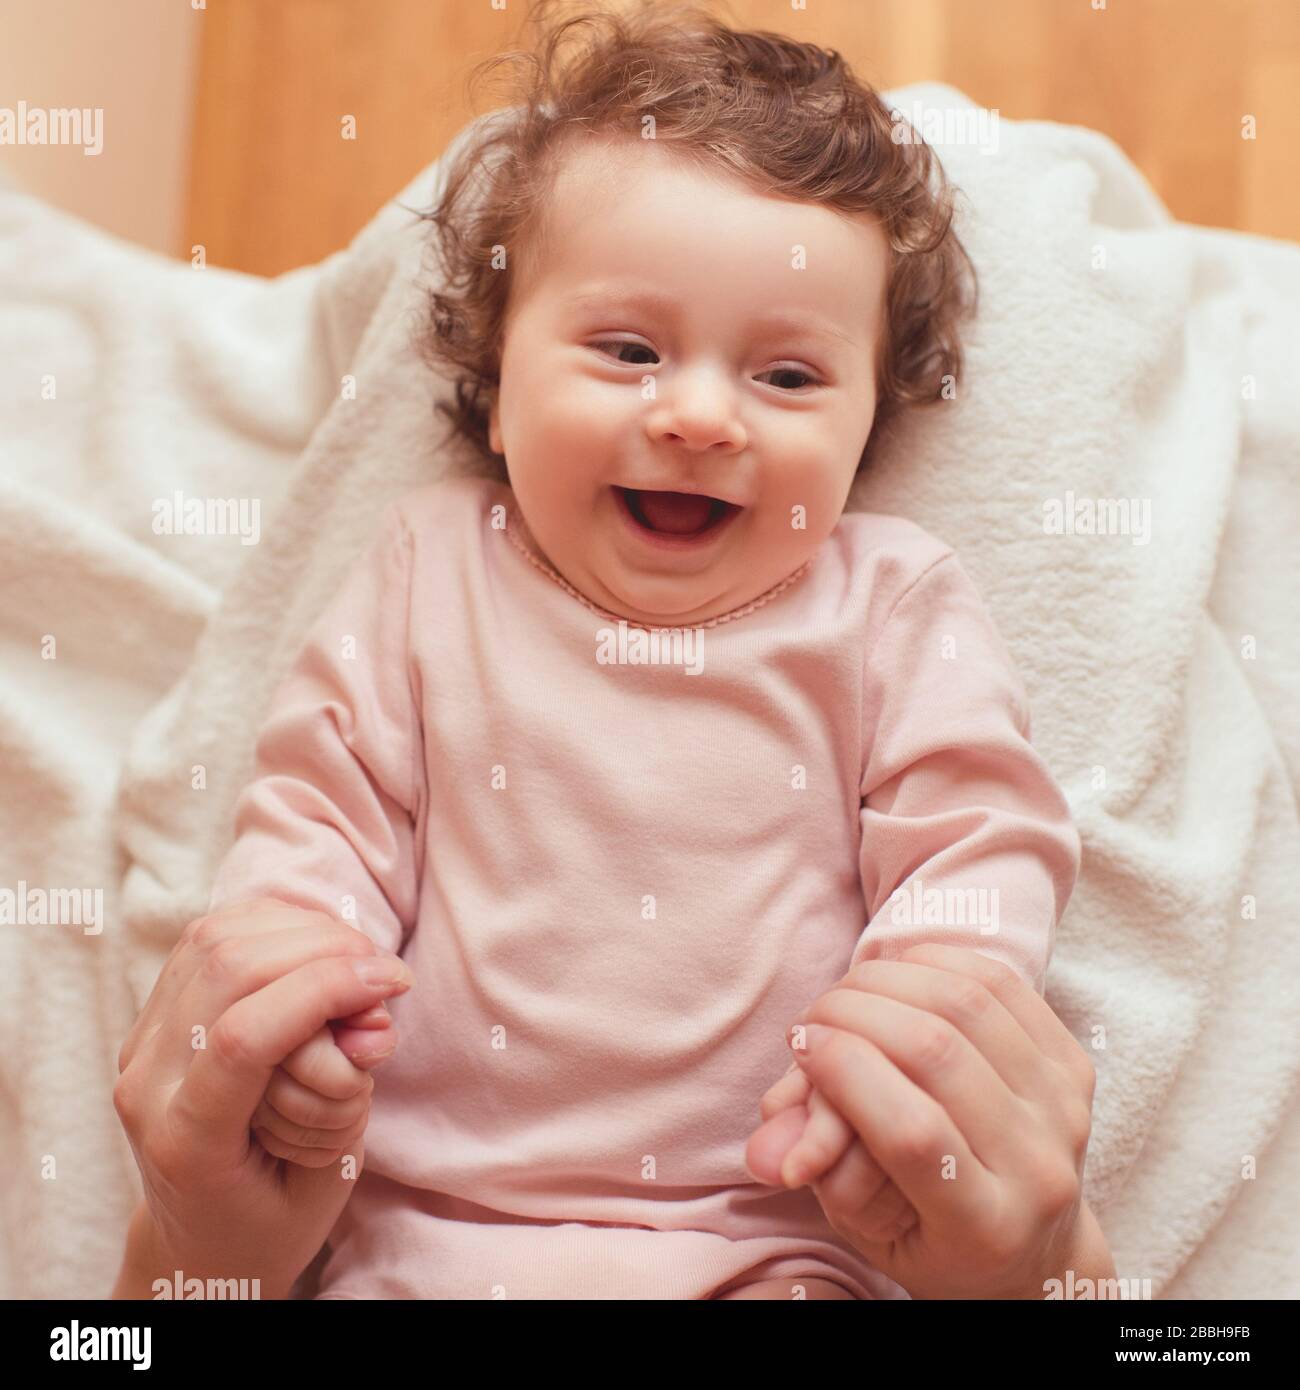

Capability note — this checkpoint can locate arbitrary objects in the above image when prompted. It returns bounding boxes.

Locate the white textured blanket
[1,84,1296,1299]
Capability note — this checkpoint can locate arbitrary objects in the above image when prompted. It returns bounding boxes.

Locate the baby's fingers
[339,1003,392,1030]
[173,953,412,1164]
[252,1067,373,1164]
[760,1061,813,1120]
[262,1065,372,1135]
[331,1016,399,1069]
[252,1108,370,1169]
[744,1102,811,1187]
[280,1024,376,1101]
[779,1086,856,1189]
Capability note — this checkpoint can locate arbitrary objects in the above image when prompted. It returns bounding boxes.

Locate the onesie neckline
[502,493,812,633]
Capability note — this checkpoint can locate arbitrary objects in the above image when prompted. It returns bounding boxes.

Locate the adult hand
[748,944,1111,1299]
[113,898,413,1299]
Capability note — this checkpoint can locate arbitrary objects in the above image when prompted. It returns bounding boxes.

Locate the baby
[127,3,1084,1300]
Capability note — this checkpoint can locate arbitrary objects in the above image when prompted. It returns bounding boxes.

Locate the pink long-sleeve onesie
[207,474,1081,1300]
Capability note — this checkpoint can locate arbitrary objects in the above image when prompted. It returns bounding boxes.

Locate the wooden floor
[185,0,1300,274]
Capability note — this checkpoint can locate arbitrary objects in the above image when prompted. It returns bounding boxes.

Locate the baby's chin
[592,575,737,627]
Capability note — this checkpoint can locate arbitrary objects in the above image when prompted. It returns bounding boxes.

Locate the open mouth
[614,486,741,542]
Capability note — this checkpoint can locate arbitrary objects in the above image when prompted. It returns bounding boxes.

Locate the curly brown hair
[408,0,978,481]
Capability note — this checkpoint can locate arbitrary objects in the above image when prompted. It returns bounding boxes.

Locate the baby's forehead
[546,130,884,236]
[545,130,706,201]
[540,132,851,249]
[525,130,889,336]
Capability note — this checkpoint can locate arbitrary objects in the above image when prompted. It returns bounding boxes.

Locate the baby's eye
[755,365,819,392]
[591,339,660,367]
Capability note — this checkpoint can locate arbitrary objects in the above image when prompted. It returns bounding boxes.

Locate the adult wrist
[110,1202,167,1300]
[110,1201,294,1301]
[1064,1199,1117,1284]
[1012,1199,1116,1300]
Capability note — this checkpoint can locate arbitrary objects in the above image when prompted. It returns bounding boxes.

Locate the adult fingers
[150,924,399,1087]
[122,900,369,1073]
[790,1024,997,1225]
[839,948,1095,1111]
[813,1139,920,1245]
[795,987,1027,1178]
[120,906,386,1078]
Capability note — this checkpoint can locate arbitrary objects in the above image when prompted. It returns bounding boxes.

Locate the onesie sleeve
[206,503,422,957]
[853,550,1081,994]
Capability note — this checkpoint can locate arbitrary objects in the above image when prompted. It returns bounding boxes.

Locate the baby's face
[489,134,889,626]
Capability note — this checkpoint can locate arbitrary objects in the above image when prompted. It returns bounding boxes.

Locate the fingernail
[351,957,413,989]
[789,1023,832,1057]
[780,1152,809,1189]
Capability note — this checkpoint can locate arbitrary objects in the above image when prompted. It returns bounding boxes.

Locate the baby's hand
[748,1032,919,1242]
[753,1060,857,1187]
[250,1007,397,1167]
[760,947,1105,1298]
[249,940,405,1167]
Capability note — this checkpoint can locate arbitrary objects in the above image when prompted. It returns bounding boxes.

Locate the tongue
[636,491,715,534]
